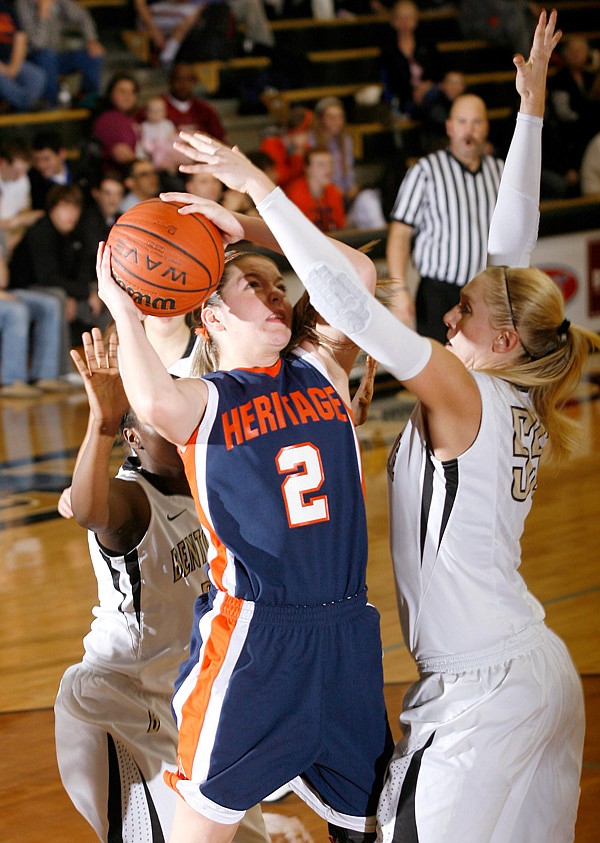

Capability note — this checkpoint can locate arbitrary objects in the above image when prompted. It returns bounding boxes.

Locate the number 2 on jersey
[276,443,330,528]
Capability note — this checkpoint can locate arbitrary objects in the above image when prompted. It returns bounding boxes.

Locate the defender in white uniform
[54,330,269,843]
[379,369,585,842]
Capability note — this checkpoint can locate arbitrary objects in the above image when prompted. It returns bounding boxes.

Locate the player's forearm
[487,113,542,267]
[385,222,412,283]
[251,188,376,293]
[232,211,282,253]
[3,208,43,231]
[70,420,116,529]
[256,187,429,380]
[112,311,173,421]
[112,310,200,444]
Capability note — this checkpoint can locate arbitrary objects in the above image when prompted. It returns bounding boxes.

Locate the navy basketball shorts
[168,588,393,832]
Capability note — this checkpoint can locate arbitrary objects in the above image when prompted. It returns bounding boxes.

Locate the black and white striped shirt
[390,150,504,287]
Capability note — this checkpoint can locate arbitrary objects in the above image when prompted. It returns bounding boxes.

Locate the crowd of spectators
[1,2,599,397]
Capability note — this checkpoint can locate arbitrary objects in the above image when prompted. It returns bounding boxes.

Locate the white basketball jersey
[388,371,547,663]
[82,462,209,693]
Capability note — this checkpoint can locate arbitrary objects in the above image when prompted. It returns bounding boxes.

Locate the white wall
[531,228,600,332]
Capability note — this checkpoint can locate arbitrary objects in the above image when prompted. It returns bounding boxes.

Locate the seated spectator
[137,94,178,172]
[160,1,238,64]
[418,69,466,153]
[0,140,43,257]
[581,132,600,196]
[121,159,161,212]
[134,0,204,65]
[183,171,224,203]
[28,130,79,209]
[0,153,66,397]
[10,184,110,348]
[93,74,142,176]
[284,146,346,232]
[76,172,123,333]
[161,63,225,139]
[0,286,66,397]
[309,97,358,204]
[309,96,386,228]
[379,0,440,116]
[259,105,312,189]
[0,0,46,112]
[458,0,538,58]
[16,0,104,107]
[133,0,274,64]
[548,36,600,174]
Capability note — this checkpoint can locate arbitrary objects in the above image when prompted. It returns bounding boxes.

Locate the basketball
[106,198,224,316]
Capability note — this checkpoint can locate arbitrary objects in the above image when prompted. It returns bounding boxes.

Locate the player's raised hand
[514,9,562,117]
[70,327,128,430]
[159,191,244,245]
[173,132,276,203]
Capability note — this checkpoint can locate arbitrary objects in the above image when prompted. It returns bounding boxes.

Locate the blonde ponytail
[482,265,600,464]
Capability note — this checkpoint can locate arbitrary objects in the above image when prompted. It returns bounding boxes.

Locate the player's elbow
[355,249,378,294]
[134,392,196,449]
[133,392,164,430]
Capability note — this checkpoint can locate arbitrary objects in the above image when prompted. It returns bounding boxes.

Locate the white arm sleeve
[487,112,543,268]
[256,187,432,382]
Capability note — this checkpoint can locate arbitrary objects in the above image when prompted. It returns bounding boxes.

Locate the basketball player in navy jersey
[168,10,594,842]
[54,328,269,843]
[95,139,393,839]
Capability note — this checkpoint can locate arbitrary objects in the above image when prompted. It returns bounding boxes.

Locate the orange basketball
[106,199,224,316]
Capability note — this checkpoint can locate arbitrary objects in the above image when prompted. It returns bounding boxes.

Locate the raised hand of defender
[514,9,562,117]
[173,131,276,202]
[70,327,128,432]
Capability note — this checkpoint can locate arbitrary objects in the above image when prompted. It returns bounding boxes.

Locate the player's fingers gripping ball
[106,198,224,316]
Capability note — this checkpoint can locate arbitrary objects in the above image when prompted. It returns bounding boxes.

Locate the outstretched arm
[69,329,148,550]
[488,9,561,267]
[386,221,416,327]
[95,245,209,447]
[167,133,378,296]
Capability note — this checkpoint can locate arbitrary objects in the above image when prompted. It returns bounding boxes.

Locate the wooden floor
[1,356,599,841]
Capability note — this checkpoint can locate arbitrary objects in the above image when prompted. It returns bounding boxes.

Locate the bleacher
[2,0,599,212]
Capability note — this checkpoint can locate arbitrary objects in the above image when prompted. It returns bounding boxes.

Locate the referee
[387,94,504,343]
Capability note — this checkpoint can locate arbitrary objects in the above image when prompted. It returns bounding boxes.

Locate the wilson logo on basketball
[146,240,166,255]
[113,272,177,311]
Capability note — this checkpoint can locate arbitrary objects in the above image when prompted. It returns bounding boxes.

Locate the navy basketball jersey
[180,349,367,606]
